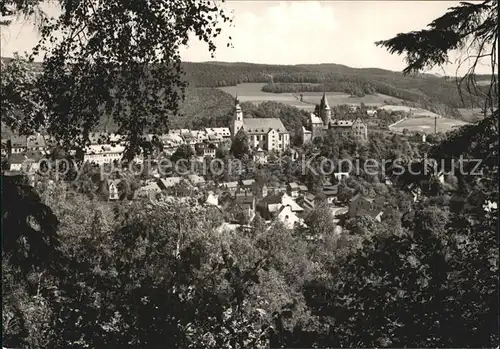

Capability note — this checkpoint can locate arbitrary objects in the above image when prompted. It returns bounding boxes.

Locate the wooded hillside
[182,62,496,114]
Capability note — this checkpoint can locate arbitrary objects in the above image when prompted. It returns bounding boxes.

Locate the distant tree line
[182,62,494,118]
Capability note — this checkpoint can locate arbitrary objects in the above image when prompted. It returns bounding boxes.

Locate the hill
[2,57,496,125]
[95,87,235,132]
[181,61,496,118]
[174,87,234,129]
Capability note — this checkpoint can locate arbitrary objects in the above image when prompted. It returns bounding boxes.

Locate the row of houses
[120,171,387,230]
[2,134,51,156]
[83,128,232,165]
[2,127,233,167]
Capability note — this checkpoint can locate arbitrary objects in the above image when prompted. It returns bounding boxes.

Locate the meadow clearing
[219,83,471,134]
[219,83,403,111]
[389,116,470,134]
[379,105,443,118]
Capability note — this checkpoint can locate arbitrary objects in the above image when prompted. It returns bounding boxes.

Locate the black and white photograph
[1,0,498,348]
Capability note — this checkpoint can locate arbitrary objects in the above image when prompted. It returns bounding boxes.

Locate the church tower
[319,92,331,127]
[230,94,244,138]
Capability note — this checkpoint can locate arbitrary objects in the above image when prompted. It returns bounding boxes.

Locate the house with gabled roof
[202,143,217,158]
[241,179,255,190]
[276,205,305,229]
[8,151,43,172]
[220,191,256,224]
[8,154,26,172]
[220,181,239,193]
[348,194,385,222]
[298,193,316,211]
[323,183,339,204]
[235,191,256,215]
[205,127,231,141]
[188,174,206,187]
[266,185,286,196]
[8,136,27,154]
[334,171,350,181]
[27,134,48,153]
[181,132,198,146]
[169,129,190,136]
[157,176,182,190]
[159,133,184,152]
[108,179,120,200]
[253,146,268,164]
[287,182,300,197]
[134,182,162,199]
[204,191,219,207]
[257,192,304,220]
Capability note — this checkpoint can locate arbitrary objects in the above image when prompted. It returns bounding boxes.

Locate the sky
[0,1,492,75]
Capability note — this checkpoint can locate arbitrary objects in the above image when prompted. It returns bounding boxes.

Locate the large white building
[83,144,125,165]
[230,97,290,152]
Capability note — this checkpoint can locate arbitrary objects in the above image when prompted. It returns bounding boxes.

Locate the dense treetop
[1,0,498,348]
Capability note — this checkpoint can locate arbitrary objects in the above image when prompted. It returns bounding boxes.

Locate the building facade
[302,93,368,144]
[230,97,290,152]
[83,144,125,165]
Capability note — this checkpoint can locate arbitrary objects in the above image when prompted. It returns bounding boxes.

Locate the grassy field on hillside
[219,83,313,110]
[389,116,469,134]
[380,105,442,118]
[301,92,403,107]
[219,83,405,111]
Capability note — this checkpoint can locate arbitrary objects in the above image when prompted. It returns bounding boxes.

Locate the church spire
[320,79,330,109]
[231,90,244,138]
[320,91,330,110]
[319,84,331,126]
[235,92,241,110]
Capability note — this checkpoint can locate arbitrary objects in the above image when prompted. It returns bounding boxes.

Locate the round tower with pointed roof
[319,92,331,127]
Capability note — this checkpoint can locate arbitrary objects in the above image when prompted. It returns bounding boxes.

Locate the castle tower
[319,92,331,127]
[230,94,244,138]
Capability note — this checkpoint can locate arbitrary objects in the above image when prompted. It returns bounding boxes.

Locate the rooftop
[159,177,182,187]
[310,113,323,125]
[139,182,161,192]
[242,179,255,186]
[221,181,239,189]
[330,119,354,127]
[205,127,231,136]
[27,134,47,148]
[188,174,205,185]
[9,154,27,164]
[242,118,288,134]
[10,136,27,147]
[235,192,255,205]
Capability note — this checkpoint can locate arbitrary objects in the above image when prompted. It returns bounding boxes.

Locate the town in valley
[1,0,497,348]
[3,90,451,233]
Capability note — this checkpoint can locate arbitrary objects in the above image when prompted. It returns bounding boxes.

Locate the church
[302,93,368,144]
[230,97,290,152]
